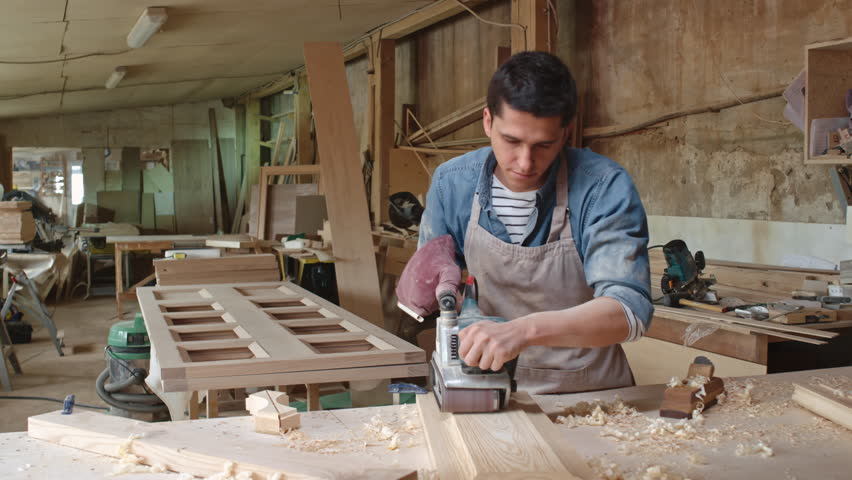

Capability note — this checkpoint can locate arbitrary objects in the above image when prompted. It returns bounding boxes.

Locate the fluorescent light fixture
[126,7,168,49]
[105,66,127,89]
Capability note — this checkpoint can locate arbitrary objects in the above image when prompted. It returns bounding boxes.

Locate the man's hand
[457,320,529,371]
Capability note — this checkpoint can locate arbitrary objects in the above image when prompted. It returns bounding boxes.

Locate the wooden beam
[304,42,386,327]
[511,0,557,54]
[209,109,231,232]
[238,1,493,102]
[406,96,486,145]
[295,73,314,166]
[372,38,396,226]
[246,100,262,188]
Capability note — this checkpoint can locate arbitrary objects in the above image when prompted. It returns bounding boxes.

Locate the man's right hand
[395,235,461,319]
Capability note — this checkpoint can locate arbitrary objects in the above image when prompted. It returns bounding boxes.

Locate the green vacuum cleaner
[95,313,169,419]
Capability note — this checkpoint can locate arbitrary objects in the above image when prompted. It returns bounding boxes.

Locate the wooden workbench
[107,235,209,319]
[6,366,851,479]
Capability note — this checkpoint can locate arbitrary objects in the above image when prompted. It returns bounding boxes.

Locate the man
[410,51,653,394]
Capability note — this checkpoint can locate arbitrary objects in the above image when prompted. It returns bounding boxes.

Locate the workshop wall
[0,100,236,233]
[575,0,852,263]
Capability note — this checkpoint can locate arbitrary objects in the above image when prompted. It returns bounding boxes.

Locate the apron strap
[546,153,570,243]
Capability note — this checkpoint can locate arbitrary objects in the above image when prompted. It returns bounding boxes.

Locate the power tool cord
[0,395,108,411]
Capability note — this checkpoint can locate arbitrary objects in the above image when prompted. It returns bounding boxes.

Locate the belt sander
[394,235,513,413]
[430,276,515,413]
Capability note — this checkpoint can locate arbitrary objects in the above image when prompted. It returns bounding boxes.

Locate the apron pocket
[515,365,592,395]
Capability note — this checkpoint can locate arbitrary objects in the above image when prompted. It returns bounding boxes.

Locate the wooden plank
[28,411,416,479]
[173,140,215,234]
[417,392,588,479]
[372,38,396,226]
[209,108,231,232]
[792,382,852,431]
[654,305,837,340]
[645,314,768,364]
[121,147,141,191]
[137,281,424,384]
[304,42,385,327]
[97,191,140,224]
[161,363,428,392]
[406,96,486,145]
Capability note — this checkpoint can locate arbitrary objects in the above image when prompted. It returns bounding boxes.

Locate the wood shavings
[588,457,625,480]
[110,432,169,476]
[735,440,774,458]
[555,397,640,428]
[641,465,690,480]
[687,452,707,465]
[361,406,422,451]
[810,374,852,400]
[280,429,355,454]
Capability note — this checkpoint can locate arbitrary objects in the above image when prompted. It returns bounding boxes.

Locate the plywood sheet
[136,281,425,387]
[96,191,140,224]
[172,140,215,234]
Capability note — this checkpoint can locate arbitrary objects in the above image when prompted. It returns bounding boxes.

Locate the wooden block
[802,279,830,296]
[792,382,852,431]
[246,390,300,434]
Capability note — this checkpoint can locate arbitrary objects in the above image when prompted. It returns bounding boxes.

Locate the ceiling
[0,0,433,119]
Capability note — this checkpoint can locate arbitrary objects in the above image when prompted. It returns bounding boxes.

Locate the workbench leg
[307,384,321,411]
[189,391,199,420]
[206,389,219,418]
[0,355,13,392]
[114,248,123,319]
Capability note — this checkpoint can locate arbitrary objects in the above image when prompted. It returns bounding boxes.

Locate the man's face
[483,102,570,192]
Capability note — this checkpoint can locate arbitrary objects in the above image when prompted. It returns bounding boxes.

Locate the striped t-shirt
[492,175,536,244]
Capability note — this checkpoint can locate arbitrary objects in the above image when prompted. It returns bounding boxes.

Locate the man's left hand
[457,320,528,371]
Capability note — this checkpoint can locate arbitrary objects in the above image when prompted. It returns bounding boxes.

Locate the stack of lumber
[649,250,839,302]
[154,254,280,286]
[0,201,35,244]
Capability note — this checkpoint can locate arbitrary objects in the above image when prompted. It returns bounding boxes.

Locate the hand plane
[660,356,725,419]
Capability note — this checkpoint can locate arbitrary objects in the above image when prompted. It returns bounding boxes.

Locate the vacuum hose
[95,368,168,413]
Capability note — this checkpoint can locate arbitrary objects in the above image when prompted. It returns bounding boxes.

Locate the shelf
[804,36,852,165]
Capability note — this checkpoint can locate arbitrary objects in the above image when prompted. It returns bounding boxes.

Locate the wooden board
[136,281,425,387]
[304,42,385,327]
[173,140,215,234]
[247,183,318,240]
[294,195,328,237]
[28,410,416,480]
[389,148,431,198]
[97,191,140,224]
[792,382,852,431]
[417,391,592,479]
[154,254,280,286]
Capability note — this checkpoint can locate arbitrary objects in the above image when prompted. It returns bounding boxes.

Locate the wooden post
[295,73,314,167]
[246,100,262,190]
[303,42,385,328]
[209,109,231,232]
[371,38,396,226]
[511,0,558,54]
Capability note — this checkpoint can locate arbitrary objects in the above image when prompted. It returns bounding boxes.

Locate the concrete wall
[574,0,852,264]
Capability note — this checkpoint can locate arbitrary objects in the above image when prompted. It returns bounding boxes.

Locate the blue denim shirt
[418,146,654,329]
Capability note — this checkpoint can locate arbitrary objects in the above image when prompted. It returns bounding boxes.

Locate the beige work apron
[463,155,634,394]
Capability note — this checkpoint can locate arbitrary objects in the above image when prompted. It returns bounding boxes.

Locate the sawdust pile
[810,374,852,400]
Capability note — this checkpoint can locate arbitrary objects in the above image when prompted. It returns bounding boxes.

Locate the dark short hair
[487,51,577,127]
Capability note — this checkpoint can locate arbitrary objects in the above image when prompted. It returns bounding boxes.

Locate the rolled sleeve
[580,168,654,334]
